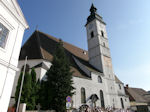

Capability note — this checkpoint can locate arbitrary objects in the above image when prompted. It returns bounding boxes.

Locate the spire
[85,4,106,26]
[90,3,97,14]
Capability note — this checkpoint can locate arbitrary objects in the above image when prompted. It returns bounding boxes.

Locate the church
[10,4,130,109]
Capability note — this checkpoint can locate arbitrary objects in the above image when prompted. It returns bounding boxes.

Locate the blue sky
[18,0,150,91]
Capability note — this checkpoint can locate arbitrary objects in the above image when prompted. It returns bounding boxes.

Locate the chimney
[126,84,129,89]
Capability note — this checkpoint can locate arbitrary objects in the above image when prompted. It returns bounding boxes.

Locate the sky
[18,0,150,91]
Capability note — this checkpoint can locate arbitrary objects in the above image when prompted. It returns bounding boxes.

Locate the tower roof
[86,4,106,26]
[90,3,97,14]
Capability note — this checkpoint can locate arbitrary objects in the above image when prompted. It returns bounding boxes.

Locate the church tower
[85,4,118,107]
[85,4,113,77]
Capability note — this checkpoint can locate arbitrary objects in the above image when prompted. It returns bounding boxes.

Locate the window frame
[98,76,102,83]
[119,84,121,90]
[81,87,86,104]
[120,98,124,109]
[0,15,13,52]
[0,23,9,49]
[100,90,105,108]
[101,30,104,37]
[90,31,94,38]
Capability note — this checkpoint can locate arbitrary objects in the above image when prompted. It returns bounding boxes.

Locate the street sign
[66,96,72,102]
[66,102,71,109]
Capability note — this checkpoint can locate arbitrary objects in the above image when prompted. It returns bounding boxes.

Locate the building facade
[10,4,130,109]
[0,0,28,111]
[125,85,150,112]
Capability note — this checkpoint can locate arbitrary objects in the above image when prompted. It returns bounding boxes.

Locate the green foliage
[21,72,32,109]
[31,68,36,86]
[28,68,37,110]
[40,41,74,112]
[15,72,23,107]
[15,68,39,110]
[15,41,74,111]
[39,80,49,109]
[35,79,41,105]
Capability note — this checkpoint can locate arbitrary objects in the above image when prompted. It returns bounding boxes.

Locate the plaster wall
[0,0,27,111]
[72,73,107,108]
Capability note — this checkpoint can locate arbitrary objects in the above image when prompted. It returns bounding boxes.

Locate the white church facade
[0,0,28,111]
[10,4,130,109]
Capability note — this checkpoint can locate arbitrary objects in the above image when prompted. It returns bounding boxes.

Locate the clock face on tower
[89,23,93,30]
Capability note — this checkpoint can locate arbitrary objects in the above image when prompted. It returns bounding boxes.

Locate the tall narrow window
[120,98,124,109]
[81,87,86,103]
[91,31,94,38]
[98,76,102,83]
[100,90,105,108]
[0,23,9,48]
[119,84,121,90]
[101,31,104,37]
[103,42,105,47]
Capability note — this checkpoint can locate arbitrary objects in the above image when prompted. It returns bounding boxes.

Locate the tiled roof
[125,87,150,103]
[19,30,121,81]
[19,30,95,78]
[115,75,123,84]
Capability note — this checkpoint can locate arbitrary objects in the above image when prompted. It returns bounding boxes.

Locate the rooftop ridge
[38,30,88,53]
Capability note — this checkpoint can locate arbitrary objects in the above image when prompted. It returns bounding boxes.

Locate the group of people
[72,105,135,112]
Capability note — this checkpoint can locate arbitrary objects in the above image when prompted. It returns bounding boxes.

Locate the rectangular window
[0,23,9,48]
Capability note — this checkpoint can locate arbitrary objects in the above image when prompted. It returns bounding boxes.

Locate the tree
[40,41,74,112]
[15,67,38,110]
[15,71,32,109]
[39,80,49,109]
[35,79,41,105]
[28,68,37,110]
[21,72,32,110]
[15,72,23,107]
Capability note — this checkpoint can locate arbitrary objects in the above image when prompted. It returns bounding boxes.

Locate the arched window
[101,31,104,37]
[100,90,105,108]
[120,98,124,109]
[98,76,102,83]
[81,87,86,103]
[91,31,94,38]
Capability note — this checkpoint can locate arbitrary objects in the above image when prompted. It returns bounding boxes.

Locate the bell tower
[85,4,113,77]
[85,4,128,108]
